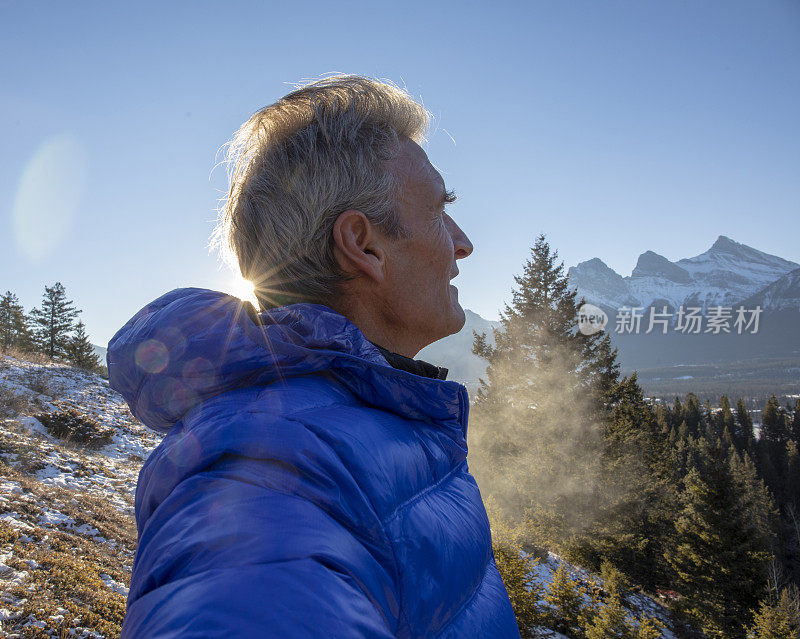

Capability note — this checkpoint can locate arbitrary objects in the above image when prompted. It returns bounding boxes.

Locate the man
[109,75,521,638]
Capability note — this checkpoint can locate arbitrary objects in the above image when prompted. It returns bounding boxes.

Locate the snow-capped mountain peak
[567,257,639,310]
[741,267,800,312]
[631,251,692,284]
[568,236,799,313]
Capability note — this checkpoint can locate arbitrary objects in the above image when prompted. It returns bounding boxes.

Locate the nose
[446,214,473,260]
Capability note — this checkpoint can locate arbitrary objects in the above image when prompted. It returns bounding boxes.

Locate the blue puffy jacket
[108,288,520,638]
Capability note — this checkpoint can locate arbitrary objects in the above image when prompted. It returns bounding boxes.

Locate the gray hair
[212,74,431,309]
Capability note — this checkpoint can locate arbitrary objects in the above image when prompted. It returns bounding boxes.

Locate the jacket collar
[368,342,449,380]
[108,288,467,434]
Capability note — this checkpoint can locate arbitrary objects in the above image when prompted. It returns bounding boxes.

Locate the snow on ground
[0,355,160,515]
[0,353,162,637]
[525,552,678,638]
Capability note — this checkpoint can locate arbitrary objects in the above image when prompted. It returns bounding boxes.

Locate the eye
[434,189,457,222]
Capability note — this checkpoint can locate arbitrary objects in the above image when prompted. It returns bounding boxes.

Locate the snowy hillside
[569,235,799,313]
[0,354,161,637]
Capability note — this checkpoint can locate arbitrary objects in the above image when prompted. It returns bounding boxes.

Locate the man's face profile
[383,138,474,348]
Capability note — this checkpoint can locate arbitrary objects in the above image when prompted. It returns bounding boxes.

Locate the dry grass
[3,527,127,638]
[0,353,147,637]
[0,431,47,474]
[1,348,55,367]
[20,369,52,397]
[0,385,35,419]
[0,460,136,545]
[0,460,136,638]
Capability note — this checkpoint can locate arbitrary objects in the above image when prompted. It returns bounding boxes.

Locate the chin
[446,302,467,335]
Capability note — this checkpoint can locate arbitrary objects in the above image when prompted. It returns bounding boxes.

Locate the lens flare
[12,134,88,261]
[135,340,169,374]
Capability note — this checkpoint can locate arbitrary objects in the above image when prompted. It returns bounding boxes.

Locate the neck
[327,294,423,359]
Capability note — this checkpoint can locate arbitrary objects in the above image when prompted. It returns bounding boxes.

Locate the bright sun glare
[228,275,258,308]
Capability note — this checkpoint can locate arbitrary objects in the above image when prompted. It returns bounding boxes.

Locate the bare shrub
[0,385,34,418]
[22,367,52,396]
[0,519,21,545]
[35,409,114,449]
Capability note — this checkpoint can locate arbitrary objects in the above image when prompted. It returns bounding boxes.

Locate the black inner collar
[369,342,449,380]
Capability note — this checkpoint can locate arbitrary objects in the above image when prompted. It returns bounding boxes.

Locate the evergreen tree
[585,591,633,639]
[468,235,619,542]
[543,562,587,637]
[65,321,101,371]
[579,375,677,591]
[0,291,32,351]
[736,398,757,452]
[670,397,684,431]
[472,234,619,409]
[633,617,663,639]
[718,396,736,441]
[762,396,790,449]
[665,442,772,638]
[791,400,800,447]
[729,450,780,539]
[748,588,800,639]
[759,396,789,501]
[29,282,79,358]
[683,394,704,439]
[786,442,800,512]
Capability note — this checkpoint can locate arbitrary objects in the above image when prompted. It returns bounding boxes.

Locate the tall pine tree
[716,396,736,443]
[748,588,800,639]
[29,282,79,358]
[790,400,800,447]
[468,235,619,545]
[665,440,772,638]
[66,321,101,371]
[762,396,790,449]
[758,395,789,502]
[0,291,32,351]
[735,398,756,454]
[578,374,678,591]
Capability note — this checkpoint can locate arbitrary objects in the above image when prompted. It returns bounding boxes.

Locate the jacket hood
[107,288,467,434]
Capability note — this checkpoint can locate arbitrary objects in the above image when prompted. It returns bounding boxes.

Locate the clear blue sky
[2,0,798,345]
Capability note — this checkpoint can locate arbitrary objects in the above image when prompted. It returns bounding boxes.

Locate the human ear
[331,210,386,283]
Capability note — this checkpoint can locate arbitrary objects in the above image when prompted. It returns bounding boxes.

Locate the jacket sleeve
[121,454,400,638]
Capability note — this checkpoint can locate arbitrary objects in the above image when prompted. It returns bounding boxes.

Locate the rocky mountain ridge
[568,235,799,313]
